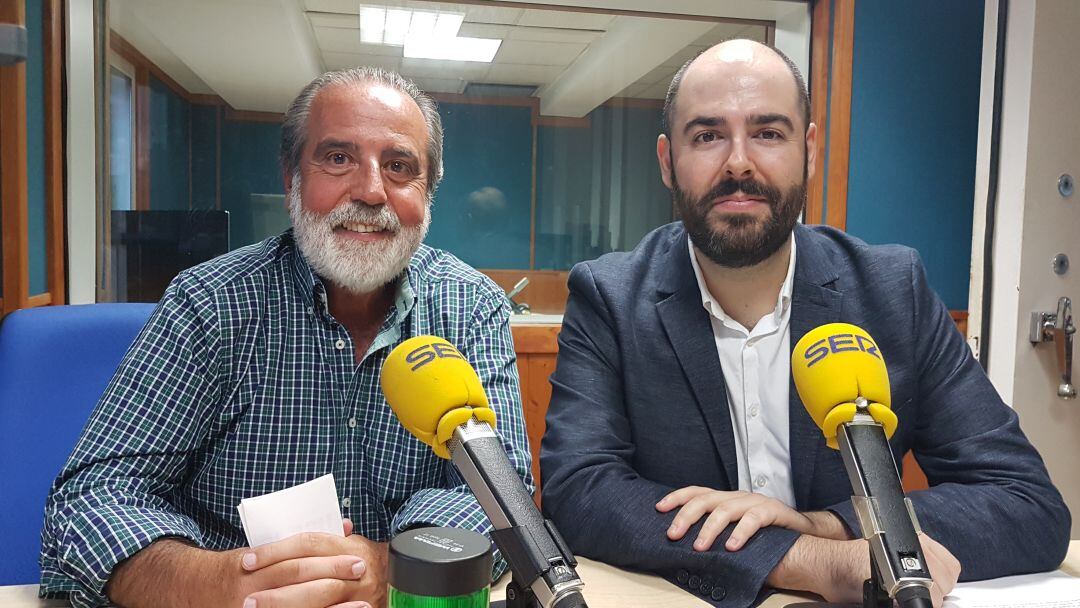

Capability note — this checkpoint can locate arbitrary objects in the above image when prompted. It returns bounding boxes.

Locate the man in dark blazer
[540,39,1070,608]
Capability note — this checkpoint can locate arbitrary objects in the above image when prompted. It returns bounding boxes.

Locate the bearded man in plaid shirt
[40,67,532,608]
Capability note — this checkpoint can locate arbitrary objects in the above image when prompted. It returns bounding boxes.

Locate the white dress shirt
[688,235,797,507]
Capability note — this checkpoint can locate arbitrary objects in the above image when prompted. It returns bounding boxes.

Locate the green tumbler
[388,526,493,608]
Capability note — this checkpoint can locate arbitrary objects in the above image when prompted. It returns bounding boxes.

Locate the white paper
[944,570,1080,608]
[236,474,345,547]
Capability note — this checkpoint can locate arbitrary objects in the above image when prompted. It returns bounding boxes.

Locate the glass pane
[109,66,133,211]
[26,0,47,295]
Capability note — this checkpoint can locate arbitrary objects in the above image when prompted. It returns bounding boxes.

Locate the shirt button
[711,587,727,601]
[335,339,346,350]
[341,497,351,508]
[755,475,768,489]
[749,406,759,418]
[347,417,357,429]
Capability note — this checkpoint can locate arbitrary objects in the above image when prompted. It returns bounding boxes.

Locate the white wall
[66,0,98,305]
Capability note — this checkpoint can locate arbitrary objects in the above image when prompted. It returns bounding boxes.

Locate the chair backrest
[0,303,155,585]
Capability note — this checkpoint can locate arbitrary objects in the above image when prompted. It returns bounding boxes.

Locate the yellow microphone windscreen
[791,323,897,449]
[381,336,497,459]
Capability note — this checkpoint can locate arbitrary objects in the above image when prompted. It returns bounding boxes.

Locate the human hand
[772,533,960,607]
[230,518,389,608]
[656,487,823,551]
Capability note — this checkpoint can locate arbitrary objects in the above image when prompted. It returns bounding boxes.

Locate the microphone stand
[838,398,935,608]
[448,419,588,608]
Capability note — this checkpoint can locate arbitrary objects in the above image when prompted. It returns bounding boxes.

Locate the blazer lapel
[788,224,844,508]
[655,229,739,490]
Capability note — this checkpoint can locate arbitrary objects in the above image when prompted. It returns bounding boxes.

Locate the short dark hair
[280,67,444,201]
[661,40,811,137]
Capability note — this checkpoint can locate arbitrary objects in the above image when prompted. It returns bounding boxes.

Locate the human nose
[349,159,388,206]
[723,136,756,181]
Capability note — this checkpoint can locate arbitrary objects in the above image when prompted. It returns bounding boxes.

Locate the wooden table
[3,542,1077,607]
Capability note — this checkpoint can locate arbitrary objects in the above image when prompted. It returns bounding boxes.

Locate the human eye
[387,159,414,175]
[694,131,720,144]
[328,152,350,165]
[756,129,784,141]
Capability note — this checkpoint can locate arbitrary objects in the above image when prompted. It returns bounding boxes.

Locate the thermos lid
[389,526,493,597]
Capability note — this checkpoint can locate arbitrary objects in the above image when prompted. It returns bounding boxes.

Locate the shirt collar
[687,232,797,331]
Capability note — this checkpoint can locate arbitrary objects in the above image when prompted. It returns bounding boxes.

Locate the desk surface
[4,541,1077,607]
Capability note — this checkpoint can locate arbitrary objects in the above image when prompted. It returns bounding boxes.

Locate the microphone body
[792,324,933,607]
[382,337,587,608]
[838,403,933,605]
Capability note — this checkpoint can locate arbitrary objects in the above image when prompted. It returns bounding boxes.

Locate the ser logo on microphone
[405,341,466,371]
[803,333,881,368]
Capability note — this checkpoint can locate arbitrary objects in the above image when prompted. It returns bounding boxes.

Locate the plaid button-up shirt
[39,232,533,607]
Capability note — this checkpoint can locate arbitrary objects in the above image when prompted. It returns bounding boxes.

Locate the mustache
[698,178,781,206]
[322,202,403,232]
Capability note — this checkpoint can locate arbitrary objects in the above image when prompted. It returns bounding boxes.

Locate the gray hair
[280,67,444,200]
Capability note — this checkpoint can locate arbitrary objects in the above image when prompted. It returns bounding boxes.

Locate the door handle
[1030,297,1077,399]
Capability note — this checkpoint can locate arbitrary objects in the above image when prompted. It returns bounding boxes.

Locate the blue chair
[0,303,155,585]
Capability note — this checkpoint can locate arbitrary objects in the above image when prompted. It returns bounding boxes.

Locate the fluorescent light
[355,6,499,62]
[433,13,464,39]
[384,9,412,45]
[407,11,437,40]
[404,36,502,63]
[359,7,385,44]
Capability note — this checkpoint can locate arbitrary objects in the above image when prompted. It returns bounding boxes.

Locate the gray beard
[288,177,430,295]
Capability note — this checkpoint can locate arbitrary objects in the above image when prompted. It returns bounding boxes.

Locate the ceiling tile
[313,26,361,54]
[307,12,357,29]
[639,80,671,99]
[314,27,407,57]
[506,25,603,45]
[464,5,523,25]
[494,39,586,66]
[322,52,401,72]
[304,0,359,15]
[482,63,563,86]
[516,10,613,30]
[692,22,747,46]
[638,65,676,86]
[399,58,490,80]
[660,45,703,69]
[616,81,650,98]
[458,22,511,39]
[409,76,467,94]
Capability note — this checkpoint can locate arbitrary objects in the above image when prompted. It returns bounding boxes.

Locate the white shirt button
[755,476,768,489]
[335,339,346,350]
[347,417,357,428]
[341,497,351,508]
[749,406,759,418]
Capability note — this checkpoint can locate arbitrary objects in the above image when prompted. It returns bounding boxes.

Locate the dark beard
[672,170,806,268]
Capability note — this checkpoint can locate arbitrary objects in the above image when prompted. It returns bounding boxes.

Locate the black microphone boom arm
[448,418,588,608]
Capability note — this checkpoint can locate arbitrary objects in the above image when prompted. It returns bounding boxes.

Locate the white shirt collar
[687,232,797,334]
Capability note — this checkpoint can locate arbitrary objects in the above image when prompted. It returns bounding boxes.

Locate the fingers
[250,555,366,591]
[666,492,723,540]
[725,503,781,551]
[244,578,364,608]
[243,533,353,571]
[918,533,961,601]
[689,495,761,550]
[342,518,354,537]
[655,486,712,513]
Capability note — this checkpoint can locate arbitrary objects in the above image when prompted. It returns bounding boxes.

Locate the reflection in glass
[109,67,133,211]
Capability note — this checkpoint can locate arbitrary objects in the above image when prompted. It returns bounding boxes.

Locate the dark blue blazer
[540,222,1070,608]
